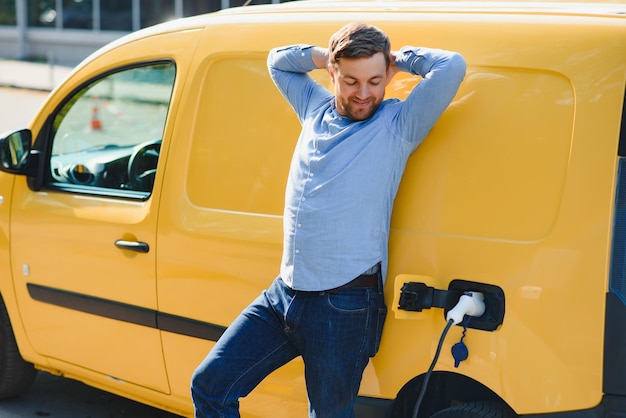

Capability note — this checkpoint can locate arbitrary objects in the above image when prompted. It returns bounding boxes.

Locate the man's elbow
[446,52,467,81]
[449,52,467,82]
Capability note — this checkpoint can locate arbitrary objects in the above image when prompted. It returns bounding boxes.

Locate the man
[191,22,466,418]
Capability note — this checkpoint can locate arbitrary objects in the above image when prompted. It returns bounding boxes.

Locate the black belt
[332,272,379,291]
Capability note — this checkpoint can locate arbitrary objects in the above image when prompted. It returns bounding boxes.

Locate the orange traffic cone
[91,105,102,130]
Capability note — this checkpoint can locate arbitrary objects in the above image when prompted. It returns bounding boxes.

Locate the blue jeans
[191,276,387,418]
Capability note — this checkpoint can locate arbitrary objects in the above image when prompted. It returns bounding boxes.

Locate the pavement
[0,59,74,92]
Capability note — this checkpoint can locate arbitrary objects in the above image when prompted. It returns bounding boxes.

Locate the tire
[430,402,517,418]
[0,295,37,399]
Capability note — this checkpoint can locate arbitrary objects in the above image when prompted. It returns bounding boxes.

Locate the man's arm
[267,45,332,121]
[393,47,466,148]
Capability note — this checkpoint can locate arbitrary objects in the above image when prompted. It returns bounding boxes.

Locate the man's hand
[388,51,400,80]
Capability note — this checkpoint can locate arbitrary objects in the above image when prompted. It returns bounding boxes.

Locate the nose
[356,84,369,99]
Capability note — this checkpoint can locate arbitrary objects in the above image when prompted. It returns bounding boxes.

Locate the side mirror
[0,129,36,175]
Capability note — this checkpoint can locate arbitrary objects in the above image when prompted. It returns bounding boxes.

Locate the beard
[336,95,383,121]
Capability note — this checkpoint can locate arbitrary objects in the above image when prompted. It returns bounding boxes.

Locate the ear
[328,64,336,83]
[384,66,394,87]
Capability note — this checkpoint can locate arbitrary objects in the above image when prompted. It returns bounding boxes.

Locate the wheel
[127,140,161,192]
[0,295,37,399]
[430,402,517,418]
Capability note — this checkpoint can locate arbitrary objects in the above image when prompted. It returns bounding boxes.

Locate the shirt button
[297,223,302,228]
[302,197,307,201]
[295,249,300,254]
[316,150,321,154]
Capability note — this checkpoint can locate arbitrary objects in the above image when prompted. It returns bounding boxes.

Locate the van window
[188,56,301,215]
[48,62,175,195]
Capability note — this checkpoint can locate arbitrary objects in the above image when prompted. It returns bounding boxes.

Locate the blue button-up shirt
[268,44,466,291]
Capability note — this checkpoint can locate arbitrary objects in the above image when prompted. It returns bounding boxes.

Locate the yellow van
[0,1,625,417]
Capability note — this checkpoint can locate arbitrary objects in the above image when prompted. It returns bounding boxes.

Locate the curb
[0,60,74,92]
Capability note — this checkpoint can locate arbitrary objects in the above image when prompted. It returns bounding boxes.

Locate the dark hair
[328,22,391,69]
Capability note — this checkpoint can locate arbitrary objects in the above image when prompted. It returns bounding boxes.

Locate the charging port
[398,279,505,331]
[446,280,505,331]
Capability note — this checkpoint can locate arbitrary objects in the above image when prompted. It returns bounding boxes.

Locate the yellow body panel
[0,1,624,417]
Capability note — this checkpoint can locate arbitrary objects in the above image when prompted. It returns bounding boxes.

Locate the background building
[0,0,293,66]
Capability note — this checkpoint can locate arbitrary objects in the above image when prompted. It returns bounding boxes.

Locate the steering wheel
[127,139,161,192]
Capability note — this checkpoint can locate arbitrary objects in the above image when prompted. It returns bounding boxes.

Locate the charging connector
[446,292,486,325]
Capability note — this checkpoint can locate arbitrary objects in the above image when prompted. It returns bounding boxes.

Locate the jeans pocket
[327,289,368,313]
[369,294,387,357]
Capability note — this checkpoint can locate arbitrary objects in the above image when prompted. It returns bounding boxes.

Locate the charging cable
[411,318,454,418]
[411,292,485,418]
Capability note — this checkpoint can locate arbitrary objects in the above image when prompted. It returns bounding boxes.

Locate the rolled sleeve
[396,46,466,79]
[268,44,318,74]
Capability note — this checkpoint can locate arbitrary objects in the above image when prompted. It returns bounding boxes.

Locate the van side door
[10,30,201,392]
[156,49,310,414]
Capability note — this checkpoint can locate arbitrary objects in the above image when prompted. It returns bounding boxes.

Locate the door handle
[115,240,150,253]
